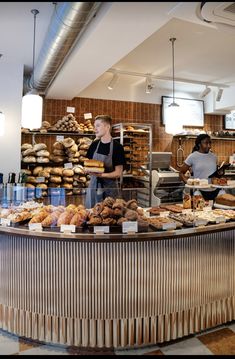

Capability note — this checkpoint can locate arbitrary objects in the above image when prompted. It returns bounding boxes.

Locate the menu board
[161,96,204,127]
[224,113,235,130]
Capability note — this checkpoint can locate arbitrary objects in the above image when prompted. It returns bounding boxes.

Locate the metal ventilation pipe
[24,2,102,95]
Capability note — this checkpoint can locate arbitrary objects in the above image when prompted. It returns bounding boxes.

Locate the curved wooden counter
[1,223,235,348]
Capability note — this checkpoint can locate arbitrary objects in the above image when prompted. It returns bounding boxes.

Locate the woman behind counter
[179,134,220,200]
[85,115,126,208]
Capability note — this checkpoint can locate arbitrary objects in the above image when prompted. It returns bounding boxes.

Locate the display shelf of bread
[21,143,50,164]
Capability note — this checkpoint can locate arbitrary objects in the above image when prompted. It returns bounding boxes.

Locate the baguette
[84,159,104,168]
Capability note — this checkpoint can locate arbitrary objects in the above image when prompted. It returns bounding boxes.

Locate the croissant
[87,215,102,225]
[41,211,61,227]
[57,210,75,226]
[117,217,128,225]
[126,199,138,211]
[124,209,138,221]
[29,211,49,224]
[70,213,84,226]
[102,217,116,225]
[92,202,104,216]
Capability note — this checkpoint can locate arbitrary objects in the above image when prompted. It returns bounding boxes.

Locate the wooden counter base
[1,226,235,348]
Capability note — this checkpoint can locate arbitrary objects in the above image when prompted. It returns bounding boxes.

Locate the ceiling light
[145,75,155,94]
[216,88,223,102]
[200,86,211,98]
[0,111,5,136]
[169,37,179,107]
[21,9,43,130]
[107,73,119,90]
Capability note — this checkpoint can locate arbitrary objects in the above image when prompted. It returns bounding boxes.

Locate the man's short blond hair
[95,115,112,126]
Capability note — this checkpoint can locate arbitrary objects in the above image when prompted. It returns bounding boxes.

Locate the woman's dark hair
[192,134,211,152]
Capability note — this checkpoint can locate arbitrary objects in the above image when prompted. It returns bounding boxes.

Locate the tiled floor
[1,322,235,355]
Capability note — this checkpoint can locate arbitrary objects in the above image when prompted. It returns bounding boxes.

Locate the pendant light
[165,37,182,135]
[21,9,42,131]
[0,111,5,136]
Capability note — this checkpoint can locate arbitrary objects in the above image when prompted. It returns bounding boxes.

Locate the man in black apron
[85,115,126,208]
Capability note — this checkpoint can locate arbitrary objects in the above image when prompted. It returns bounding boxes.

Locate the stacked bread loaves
[34,143,50,163]
[21,143,50,164]
[84,159,104,173]
[50,114,81,132]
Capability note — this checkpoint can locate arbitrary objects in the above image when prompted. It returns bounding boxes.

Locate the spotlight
[107,73,119,90]
[216,88,223,102]
[145,75,154,94]
[200,86,211,98]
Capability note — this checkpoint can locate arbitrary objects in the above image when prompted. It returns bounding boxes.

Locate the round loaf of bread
[26,176,37,184]
[50,155,65,163]
[36,150,50,157]
[73,166,84,175]
[63,137,75,148]
[21,143,33,151]
[50,167,63,176]
[62,169,74,177]
[22,148,36,156]
[33,143,47,151]
[33,166,44,176]
[36,183,48,189]
[26,183,35,188]
[79,144,89,150]
[63,176,74,183]
[62,183,73,189]
[53,141,64,150]
[37,157,50,163]
[49,175,62,184]
[38,170,51,178]
[23,156,36,163]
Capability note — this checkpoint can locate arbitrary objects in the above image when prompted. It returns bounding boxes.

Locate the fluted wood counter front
[0,223,235,348]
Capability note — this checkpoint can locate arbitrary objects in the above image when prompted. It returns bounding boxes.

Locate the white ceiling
[1,2,235,104]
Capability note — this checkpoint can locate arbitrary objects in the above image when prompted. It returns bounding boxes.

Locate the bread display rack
[112,123,152,207]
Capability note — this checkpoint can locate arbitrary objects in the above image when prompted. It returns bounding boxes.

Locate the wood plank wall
[40,97,235,168]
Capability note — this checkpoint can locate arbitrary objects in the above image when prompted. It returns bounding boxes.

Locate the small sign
[84,113,92,120]
[56,135,64,142]
[66,106,75,113]
[36,177,45,183]
[64,162,73,169]
[162,222,176,230]
[215,216,226,224]
[0,218,11,226]
[122,221,138,234]
[60,224,76,233]
[29,223,42,231]
[94,226,110,234]
[194,219,207,227]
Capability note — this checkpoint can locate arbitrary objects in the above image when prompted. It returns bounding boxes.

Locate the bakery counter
[1,223,235,348]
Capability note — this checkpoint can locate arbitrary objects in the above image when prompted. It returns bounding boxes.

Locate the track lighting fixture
[145,75,154,94]
[200,86,211,98]
[216,88,223,102]
[107,73,119,90]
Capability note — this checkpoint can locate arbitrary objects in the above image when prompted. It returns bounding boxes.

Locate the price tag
[60,224,76,233]
[36,177,45,183]
[194,219,207,227]
[28,223,42,232]
[215,216,226,224]
[94,226,110,234]
[162,222,176,230]
[64,162,73,169]
[84,113,92,120]
[0,218,11,226]
[122,221,138,234]
[56,135,64,142]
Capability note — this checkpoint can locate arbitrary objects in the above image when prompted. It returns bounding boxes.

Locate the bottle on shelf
[15,172,27,204]
[6,172,16,205]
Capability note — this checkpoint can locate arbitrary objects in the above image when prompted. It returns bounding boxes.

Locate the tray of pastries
[168,213,208,227]
[146,216,183,230]
[159,204,183,213]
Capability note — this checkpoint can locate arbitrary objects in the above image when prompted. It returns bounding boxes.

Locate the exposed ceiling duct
[24,2,102,95]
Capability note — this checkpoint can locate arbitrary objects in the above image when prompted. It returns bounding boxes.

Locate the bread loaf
[62,183,73,189]
[53,149,65,156]
[37,157,50,163]
[49,175,62,184]
[62,169,74,177]
[36,150,50,157]
[36,183,48,189]
[33,166,44,176]
[23,156,36,163]
[63,138,75,148]
[84,166,104,173]
[22,148,36,156]
[63,176,74,183]
[21,143,33,151]
[50,167,63,176]
[33,143,47,151]
[215,193,235,207]
[84,159,104,168]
